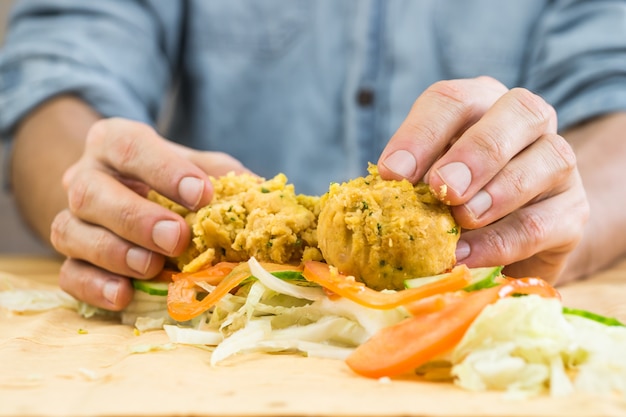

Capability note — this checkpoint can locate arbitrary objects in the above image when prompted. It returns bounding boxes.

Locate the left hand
[377,76,589,284]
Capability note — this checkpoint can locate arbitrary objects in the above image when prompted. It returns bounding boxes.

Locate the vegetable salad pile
[2,259,625,398]
[127,258,625,397]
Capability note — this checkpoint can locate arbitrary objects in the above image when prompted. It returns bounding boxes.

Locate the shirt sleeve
[0,0,184,137]
[523,0,626,131]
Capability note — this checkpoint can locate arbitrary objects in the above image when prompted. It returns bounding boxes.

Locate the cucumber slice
[242,270,320,288]
[463,266,504,292]
[270,270,320,287]
[132,279,169,296]
[271,270,304,280]
[404,266,503,292]
[563,306,625,327]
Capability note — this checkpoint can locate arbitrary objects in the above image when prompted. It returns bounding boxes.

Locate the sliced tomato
[302,261,471,309]
[499,276,561,300]
[345,277,560,378]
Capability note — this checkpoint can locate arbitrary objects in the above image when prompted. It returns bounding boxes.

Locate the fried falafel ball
[150,172,323,273]
[317,164,460,291]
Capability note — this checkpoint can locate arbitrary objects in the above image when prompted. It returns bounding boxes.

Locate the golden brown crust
[317,164,459,290]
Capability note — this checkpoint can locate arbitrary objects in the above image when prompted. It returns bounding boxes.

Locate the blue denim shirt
[1,0,626,195]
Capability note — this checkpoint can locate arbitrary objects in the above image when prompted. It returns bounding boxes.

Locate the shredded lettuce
[248,257,324,301]
[160,258,410,365]
[451,295,626,397]
[0,289,79,312]
[164,324,223,346]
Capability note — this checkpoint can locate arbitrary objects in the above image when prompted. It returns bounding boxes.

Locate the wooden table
[1,255,626,417]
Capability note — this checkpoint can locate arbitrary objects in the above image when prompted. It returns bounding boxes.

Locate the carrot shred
[302,261,472,309]
[403,291,469,316]
[167,263,251,322]
[171,262,238,284]
[166,261,304,322]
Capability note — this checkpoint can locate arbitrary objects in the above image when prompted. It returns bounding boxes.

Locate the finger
[63,168,190,257]
[168,143,255,178]
[58,258,135,311]
[427,88,558,205]
[51,209,166,278]
[452,133,577,229]
[378,76,508,183]
[455,185,588,284]
[85,118,214,210]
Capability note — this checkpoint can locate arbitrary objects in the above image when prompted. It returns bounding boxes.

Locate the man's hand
[378,76,589,284]
[51,118,250,311]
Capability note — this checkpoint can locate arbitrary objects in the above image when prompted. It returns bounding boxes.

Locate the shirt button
[356,88,375,107]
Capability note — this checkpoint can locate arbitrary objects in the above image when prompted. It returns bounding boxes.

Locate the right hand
[51,118,251,311]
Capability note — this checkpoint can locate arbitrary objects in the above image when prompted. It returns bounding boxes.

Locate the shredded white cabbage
[164,324,223,346]
[160,257,410,365]
[0,289,79,312]
[451,295,626,397]
[248,256,324,301]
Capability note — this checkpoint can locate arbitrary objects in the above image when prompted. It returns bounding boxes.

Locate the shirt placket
[343,0,386,179]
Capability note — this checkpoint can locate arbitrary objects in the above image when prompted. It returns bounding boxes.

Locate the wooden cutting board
[1,256,626,417]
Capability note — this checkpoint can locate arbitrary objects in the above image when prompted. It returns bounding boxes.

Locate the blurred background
[0,1,54,255]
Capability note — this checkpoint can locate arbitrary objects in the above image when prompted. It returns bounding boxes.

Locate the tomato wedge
[403,276,560,316]
[302,261,472,309]
[345,277,560,378]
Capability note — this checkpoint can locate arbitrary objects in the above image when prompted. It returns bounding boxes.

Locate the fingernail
[455,239,470,262]
[381,150,417,179]
[103,280,120,305]
[126,247,152,275]
[436,162,472,196]
[465,190,492,219]
[152,220,181,254]
[178,177,204,209]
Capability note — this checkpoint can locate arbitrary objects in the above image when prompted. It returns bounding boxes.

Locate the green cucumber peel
[462,266,503,292]
[241,270,320,288]
[132,279,169,296]
[562,306,625,327]
[404,266,503,292]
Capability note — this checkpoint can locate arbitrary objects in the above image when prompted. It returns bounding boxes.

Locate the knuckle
[111,132,142,168]
[423,79,472,111]
[89,230,112,266]
[85,119,111,149]
[502,166,529,198]
[404,119,445,148]
[58,260,88,300]
[103,120,156,168]
[510,88,555,129]
[517,210,548,249]
[474,75,502,88]
[480,228,510,262]
[66,175,93,214]
[471,124,510,161]
[547,134,577,174]
[50,210,72,252]
[116,200,141,235]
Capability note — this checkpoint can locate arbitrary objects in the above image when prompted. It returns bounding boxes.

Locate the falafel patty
[317,164,459,291]
[150,172,323,273]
